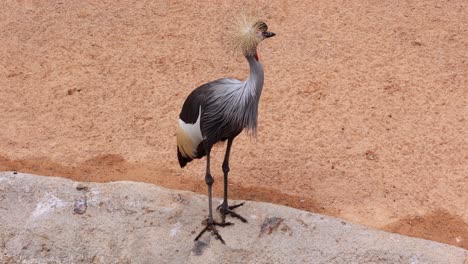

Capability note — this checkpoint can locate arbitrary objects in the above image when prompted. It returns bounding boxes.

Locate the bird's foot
[194,219,233,244]
[218,202,248,223]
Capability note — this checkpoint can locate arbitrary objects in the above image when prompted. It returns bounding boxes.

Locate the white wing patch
[176,107,203,158]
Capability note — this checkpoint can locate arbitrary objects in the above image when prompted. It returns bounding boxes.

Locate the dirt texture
[0,0,467,249]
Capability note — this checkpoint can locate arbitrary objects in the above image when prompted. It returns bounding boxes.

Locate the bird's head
[228,15,275,56]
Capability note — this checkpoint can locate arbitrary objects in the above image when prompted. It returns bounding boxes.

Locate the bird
[176,15,275,244]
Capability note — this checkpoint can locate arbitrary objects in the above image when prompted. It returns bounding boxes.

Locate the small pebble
[74,196,88,214]
[76,183,89,191]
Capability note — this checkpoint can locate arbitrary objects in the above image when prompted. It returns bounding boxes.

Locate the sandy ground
[0,0,466,249]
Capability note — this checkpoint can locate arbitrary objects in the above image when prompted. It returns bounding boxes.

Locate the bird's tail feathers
[177,143,206,168]
[177,147,191,168]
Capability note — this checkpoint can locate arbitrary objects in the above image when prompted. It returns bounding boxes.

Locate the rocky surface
[0,172,466,263]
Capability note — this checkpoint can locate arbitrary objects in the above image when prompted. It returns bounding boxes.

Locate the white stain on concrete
[409,255,421,264]
[126,199,142,208]
[159,207,174,214]
[170,222,183,237]
[87,189,101,206]
[32,193,67,218]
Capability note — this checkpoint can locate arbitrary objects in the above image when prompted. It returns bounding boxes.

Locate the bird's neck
[237,51,265,136]
[244,52,264,99]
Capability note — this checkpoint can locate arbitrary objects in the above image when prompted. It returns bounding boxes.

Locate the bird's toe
[194,219,234,244]
[219,203,248,223]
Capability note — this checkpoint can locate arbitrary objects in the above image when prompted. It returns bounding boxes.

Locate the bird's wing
[177,78,241,158]
[178,77,249,154]
[198,78,248,144]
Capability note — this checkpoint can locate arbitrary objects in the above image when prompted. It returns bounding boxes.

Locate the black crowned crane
[176,16,275,244]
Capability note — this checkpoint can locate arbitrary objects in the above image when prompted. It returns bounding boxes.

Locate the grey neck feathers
[244,53,264,99]
[241,53,264,135]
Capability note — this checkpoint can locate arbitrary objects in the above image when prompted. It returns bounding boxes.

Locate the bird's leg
[217,138,247,223]
[194,147,232,244]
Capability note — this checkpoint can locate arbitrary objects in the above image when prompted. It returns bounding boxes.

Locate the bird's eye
[254,21,268,32]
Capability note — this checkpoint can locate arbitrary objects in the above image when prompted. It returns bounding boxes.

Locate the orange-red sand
[0,0,466,249]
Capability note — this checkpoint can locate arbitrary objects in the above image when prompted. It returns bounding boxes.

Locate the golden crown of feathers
[228,15,271,55]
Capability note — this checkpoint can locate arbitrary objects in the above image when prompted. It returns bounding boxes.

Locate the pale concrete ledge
[0,172,466,263]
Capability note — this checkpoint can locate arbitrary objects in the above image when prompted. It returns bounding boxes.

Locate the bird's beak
[263,31,276,38]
